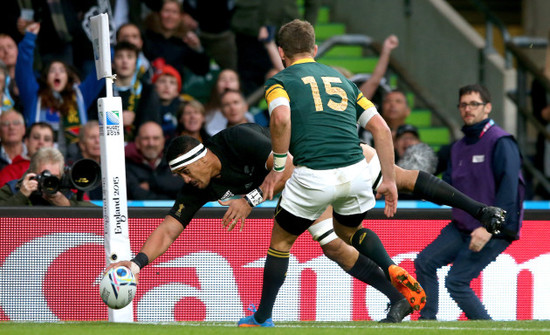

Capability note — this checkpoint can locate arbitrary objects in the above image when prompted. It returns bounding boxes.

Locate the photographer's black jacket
[0,179,96,207]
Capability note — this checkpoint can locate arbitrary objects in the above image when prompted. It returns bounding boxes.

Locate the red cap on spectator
[152,64,182,92]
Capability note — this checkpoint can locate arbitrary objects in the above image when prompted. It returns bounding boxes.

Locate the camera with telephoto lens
[33,170,61,195]
[34,159,101,195]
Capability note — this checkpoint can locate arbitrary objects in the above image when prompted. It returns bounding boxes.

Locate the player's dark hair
[166,136,201,163]
[458,84,491,103]
[277,19,315,59]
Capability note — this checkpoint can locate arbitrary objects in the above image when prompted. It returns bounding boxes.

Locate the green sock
[346,254,403,303]
[351,228,395,279]
[254,248,290,323]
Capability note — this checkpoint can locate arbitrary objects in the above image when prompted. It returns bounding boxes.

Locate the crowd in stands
[0,0,540,204]
[0,0,443,204]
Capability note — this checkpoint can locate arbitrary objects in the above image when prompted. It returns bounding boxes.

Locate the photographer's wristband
[244,188,264,208]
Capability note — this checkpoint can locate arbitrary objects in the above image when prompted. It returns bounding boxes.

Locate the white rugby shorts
[368,152,383,191]
[280,159,376,220]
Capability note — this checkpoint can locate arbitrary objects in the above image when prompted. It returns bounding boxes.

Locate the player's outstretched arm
[105,215,183,276]
[219,153,294,232]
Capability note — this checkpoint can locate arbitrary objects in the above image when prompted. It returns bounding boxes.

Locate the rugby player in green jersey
[239,19,489,327]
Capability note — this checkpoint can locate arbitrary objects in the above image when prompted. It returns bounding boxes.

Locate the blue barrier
[89,200,550,210]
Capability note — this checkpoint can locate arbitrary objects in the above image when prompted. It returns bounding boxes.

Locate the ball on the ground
[100,266,137,309]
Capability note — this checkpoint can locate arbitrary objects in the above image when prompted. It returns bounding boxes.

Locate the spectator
[142,0,210,82]
[394,124,437,174]
[219,89,254,130]
[0,34,18,81]
[350,35,399,145]
[414,84,525,320]
[0,122,54,188]
[0,34,21,110]
[0,109,26,171]
[66,121,100,165]
[125,121,184,200]
[0,61,15,112]
[182,0,237,70]
[15,23,104,155]
[381,89,410,140]
[112,41,160,142]
[176,99,210,143]
[0,147,95,206]
[204,69,241,135]
[152,64,185,139]
[359,35,399,101]
[116,22,153,83]
[16,1,96,78]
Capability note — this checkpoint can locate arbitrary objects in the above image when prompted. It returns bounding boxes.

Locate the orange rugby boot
[388,265,426,311]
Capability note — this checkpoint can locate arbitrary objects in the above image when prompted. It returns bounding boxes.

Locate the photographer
[0,147,95,206]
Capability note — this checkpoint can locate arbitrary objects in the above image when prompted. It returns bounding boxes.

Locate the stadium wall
[0,207,548,322]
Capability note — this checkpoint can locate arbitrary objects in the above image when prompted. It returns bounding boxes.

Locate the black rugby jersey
[168,123,272,227]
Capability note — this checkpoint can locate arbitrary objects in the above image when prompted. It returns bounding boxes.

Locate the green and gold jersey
[265,58,377,170]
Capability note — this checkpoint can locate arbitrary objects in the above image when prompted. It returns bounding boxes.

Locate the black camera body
[33,170,62,195]
[34,159,101,196]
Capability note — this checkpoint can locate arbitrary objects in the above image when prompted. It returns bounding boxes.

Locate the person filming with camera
[0,147,96,206]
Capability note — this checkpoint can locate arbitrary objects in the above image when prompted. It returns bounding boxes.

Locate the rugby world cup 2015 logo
[98,110,121,126]
[106,110,120,125]
[98,110,122,136]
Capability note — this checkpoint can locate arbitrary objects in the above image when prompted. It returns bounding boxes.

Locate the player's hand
[218,198,253,232]
[261,170,284,200]
[469,227,492,252]
[104,261,140,283]
[376,180,398,218]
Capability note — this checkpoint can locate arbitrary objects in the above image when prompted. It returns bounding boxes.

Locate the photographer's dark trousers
[414,222,510,320]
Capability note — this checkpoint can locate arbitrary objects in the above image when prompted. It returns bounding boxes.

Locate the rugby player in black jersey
[106,123,504,323]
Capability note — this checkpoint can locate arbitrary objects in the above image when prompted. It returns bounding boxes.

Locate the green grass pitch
[1,321,550,335]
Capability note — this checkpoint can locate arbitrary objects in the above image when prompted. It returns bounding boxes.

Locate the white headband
[169,143,207,171]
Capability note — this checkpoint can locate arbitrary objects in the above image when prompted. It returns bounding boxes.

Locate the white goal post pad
[90,13,112,80]
[98,97,133,321]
